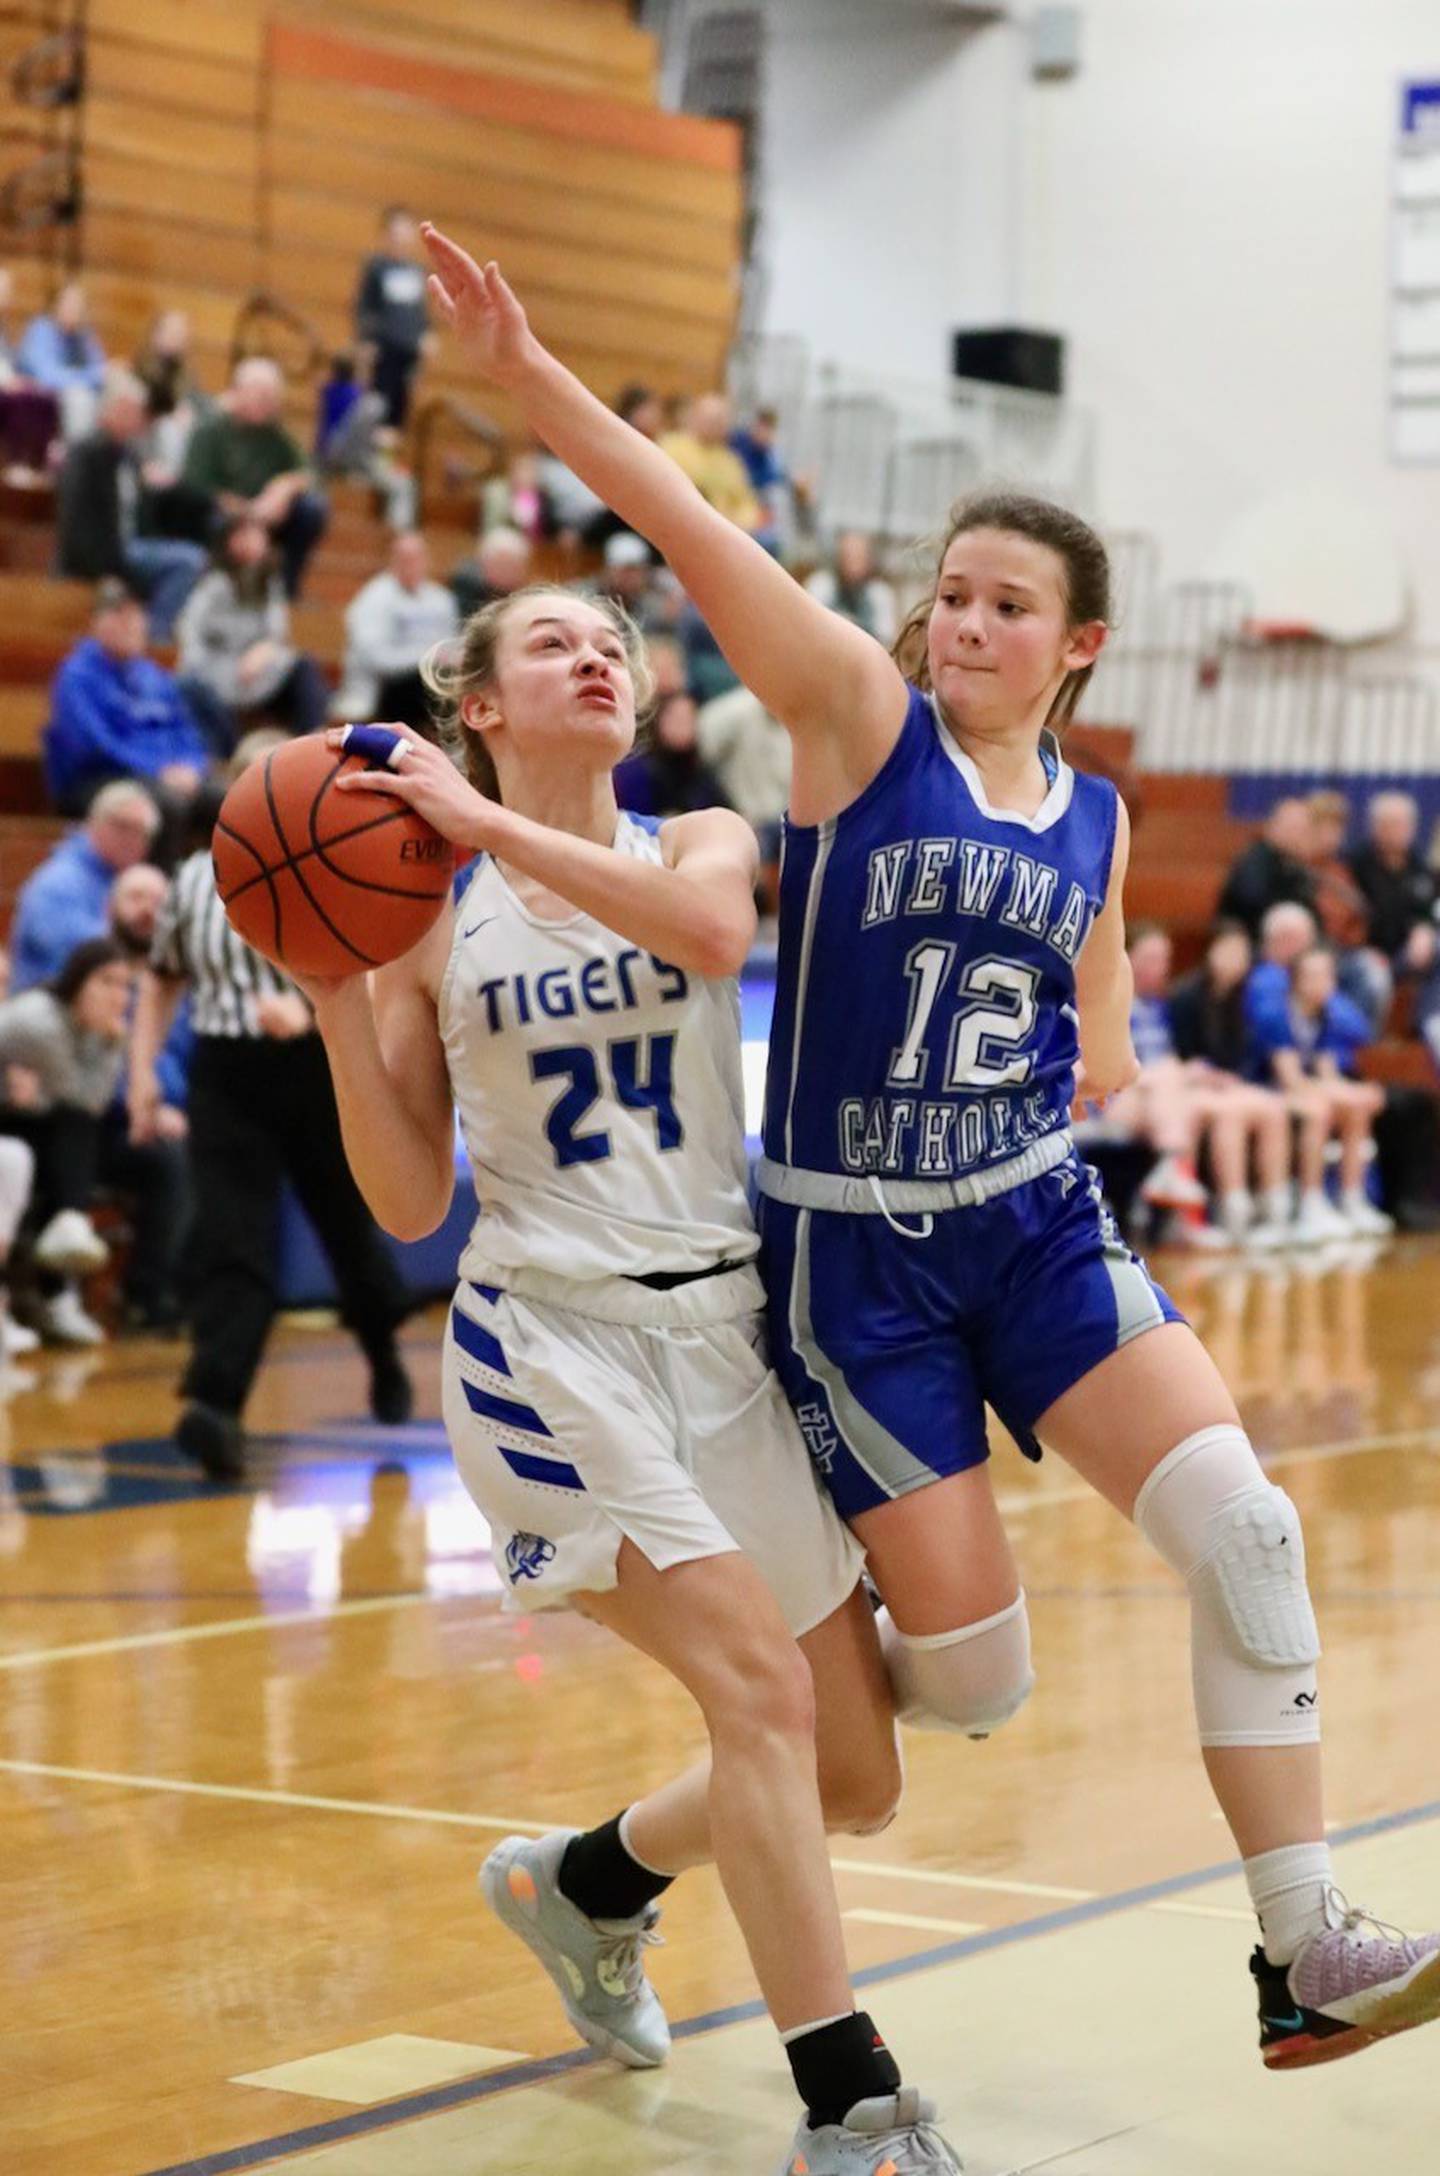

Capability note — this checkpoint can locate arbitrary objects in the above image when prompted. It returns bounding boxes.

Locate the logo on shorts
[795,1400,840,1475]
[505,1531,557,1583]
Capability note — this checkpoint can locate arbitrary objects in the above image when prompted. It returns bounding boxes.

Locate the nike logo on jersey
[464,915,498,939]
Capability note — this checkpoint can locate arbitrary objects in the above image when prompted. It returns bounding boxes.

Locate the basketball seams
[218,799,413,910]
[304,752,452,903]
[261,748,380,969]
[214,805,287,960]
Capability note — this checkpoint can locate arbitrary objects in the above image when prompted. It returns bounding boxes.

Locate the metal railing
[229,288,328,382]
[411,392,505,524]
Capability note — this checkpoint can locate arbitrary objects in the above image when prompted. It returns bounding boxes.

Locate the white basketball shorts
[442,1277,864,1636]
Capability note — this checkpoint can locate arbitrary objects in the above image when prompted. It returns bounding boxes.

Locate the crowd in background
[4,224,1440,1392]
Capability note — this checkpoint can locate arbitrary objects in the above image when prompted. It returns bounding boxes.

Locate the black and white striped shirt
[151,850,303,1038]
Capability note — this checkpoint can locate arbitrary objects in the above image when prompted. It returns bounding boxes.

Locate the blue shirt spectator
[1250,964,1373,1079]
[9,781,161,991]
[1130,993,1175,1066]
[16,281,106,405]
[44,585,211,813]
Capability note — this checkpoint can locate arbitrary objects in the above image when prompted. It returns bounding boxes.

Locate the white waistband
[456,1251,766,1327]
[756,1129,1073,1215]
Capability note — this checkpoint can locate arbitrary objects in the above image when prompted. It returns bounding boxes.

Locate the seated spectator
[1216,796,1316,936]
[0,1121,38,1370]
[1167,922,1297,1246]
[132,309,208,481]
[16,279,106,439]
[314,352,415,531]
[341,531,459,731]
[1245,900,1320,1037]
[1249,944,1390,1243]
[182,356,328,598]
[0,938,133,1343]
[1299,788,1390,1029]
[578,532,680,637]
[9,780,161,994]
[730,407,808,552]
[575,386,665,551]
[481,441,556,541]
[805,530,898,644]
[56,369,207,640]
[354,205,432,430]
[1106,926,1293,1249]
[678,592,740,704]
[0,262,61,480]
[1348,789,1440,1070]
[660,393,763,533]
[614,691,730,819]
[449,525,533,622]
[695,681,792,856]
[176,517,330,743]
[43,580,213,824]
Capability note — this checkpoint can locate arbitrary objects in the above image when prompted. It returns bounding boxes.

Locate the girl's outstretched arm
[422,225,908,812]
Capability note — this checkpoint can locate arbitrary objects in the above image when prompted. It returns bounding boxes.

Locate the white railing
[728,332,1097,551]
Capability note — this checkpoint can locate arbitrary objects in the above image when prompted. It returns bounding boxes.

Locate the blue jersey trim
[497,1445,585,1491]
[459,1377,553,1438]
[451,1306,512,1379]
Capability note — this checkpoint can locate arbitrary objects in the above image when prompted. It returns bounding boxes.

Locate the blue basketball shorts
[757,1148,1184,1520]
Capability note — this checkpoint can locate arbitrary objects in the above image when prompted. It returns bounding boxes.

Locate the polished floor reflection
[4,1241,1439,2175]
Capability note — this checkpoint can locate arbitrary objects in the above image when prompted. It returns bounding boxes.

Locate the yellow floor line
[0,1758,550,1835]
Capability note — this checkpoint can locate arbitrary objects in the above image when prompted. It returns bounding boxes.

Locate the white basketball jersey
[438,815,759,1287]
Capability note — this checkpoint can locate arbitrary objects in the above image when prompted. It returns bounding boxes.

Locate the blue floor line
[135,1792,1440,2176]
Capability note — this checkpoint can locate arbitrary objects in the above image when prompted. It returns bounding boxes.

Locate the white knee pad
[0,1136,35,1252]
[1133,1424,1321,1747]
[878,1593,1034,1737]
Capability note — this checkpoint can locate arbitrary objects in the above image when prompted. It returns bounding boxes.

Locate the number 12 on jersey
[531,1032,684,1167]
[889,944,1040,1090]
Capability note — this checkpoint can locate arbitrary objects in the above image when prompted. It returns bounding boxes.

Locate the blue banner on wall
[1401,80,1440,137]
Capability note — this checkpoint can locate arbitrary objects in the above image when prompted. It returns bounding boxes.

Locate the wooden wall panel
[84,34,263,124]
[265,78,740,223]
[85,0,264,68]
[284,0,655,99]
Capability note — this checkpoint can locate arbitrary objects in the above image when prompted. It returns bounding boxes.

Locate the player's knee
[707,1632,817,1747]
[877,1595,1035,1737]
[819,1730,905,1836]
[1133,1424,1321,1747]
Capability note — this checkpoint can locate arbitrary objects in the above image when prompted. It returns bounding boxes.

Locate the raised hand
[420,224,538,388]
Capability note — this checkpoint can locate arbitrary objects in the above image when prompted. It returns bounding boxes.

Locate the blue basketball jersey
[763,683,1119,1184]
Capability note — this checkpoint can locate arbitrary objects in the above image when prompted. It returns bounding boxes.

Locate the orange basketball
[213,731,455,976]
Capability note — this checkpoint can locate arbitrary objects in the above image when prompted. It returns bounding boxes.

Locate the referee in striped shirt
[129,781,412,1481]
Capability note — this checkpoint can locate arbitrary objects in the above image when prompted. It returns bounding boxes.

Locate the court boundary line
[131,1792,1440,2176]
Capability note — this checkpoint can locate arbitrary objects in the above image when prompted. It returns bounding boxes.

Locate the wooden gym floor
[4,1239,1439,2175]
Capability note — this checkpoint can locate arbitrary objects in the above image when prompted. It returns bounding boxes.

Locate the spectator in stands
[0,263,62,480]
[660,392,762,533]
[696,680,792,860]
[1166,921,1297,1248]
[1216,795,1316,936]
[56,370,208,640]
[132,309,208,478]
[731,406,811,553]
[572,385,667,552]
[8,780,161,994]
[1349,789,1440,1071]
[579,531,680,637]
[1114,926,1295,1248]
[1297,788,1390,1030]
[355,205,432,430]
[176,516,330,743]
[480,441,556,540]
[614,689,729,820]
[805,529,898,644]
[313,351,416,531]
[1246,900,1320,1040]
[341,530,459,731]
[0,937,133,1344]
[16,279,106,440]
[643,633,689,702]
[182,357,328,598]
[1249,943,1390,1242]
[43,580,213,824]
[449,524,533,623]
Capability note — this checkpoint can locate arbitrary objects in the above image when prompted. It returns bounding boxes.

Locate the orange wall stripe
[268,22,741,175]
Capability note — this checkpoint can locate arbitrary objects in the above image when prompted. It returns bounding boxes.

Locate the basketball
[212,730,455,976]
